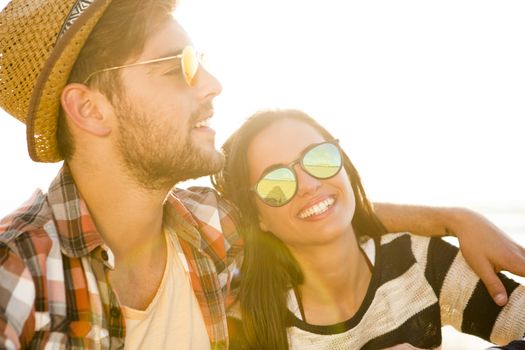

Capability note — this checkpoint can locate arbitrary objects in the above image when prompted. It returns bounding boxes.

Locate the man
[1,0,524,349]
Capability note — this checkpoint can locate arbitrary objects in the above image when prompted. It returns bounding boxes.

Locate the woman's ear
[61,83,112,137]
[259,215,270,232]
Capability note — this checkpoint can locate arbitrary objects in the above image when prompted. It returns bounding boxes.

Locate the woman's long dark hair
[212,109,387,349]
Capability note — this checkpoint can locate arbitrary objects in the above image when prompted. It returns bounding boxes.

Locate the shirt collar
[47,165,105,258]
[163,191,202,250]
[48,166,205,260]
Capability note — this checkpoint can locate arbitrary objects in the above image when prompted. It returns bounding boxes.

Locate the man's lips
[193,117,211,128]
[193,111,213,128]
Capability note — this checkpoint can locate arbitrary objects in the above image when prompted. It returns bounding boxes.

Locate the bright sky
[1,0,524,219]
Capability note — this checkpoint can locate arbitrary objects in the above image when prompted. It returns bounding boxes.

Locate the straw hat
[0,0,113,162]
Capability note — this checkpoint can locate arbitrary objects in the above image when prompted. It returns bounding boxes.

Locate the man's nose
[192,66,222,100]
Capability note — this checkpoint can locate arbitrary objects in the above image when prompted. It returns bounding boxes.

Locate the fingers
[477,259,508,306]
[500,246,525,277]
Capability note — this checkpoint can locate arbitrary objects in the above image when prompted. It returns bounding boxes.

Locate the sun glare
[0,0,523,217]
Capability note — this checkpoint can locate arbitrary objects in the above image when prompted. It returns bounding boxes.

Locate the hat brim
[27,0,113,162]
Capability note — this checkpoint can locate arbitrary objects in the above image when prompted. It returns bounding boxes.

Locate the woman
[213,109,525,349]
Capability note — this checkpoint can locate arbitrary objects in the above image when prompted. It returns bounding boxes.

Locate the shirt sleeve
[0,243,36,349]
[426,237,525,345]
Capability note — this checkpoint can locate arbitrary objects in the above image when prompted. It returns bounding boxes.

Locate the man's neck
[67,159,174,310]
[67,159,170,260]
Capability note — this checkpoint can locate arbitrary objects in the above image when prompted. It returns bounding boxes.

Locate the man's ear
[61,83,112,137]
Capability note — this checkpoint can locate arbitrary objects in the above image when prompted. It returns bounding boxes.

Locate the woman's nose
[295,166,321,197]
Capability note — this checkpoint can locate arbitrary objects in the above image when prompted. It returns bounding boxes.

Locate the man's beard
[114,99,224,192]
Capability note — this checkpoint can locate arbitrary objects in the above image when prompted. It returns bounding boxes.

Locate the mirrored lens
[256,167,297,206]
[302,143,342,179]
[182,46,199,86]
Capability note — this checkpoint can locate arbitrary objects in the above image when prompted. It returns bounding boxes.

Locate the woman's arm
[373,203,525,306]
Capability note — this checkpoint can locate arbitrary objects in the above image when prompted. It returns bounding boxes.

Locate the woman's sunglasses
[83,45,202,86]
[253,140,342,207]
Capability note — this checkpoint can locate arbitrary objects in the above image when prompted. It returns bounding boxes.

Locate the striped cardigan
[285,233,525,349]
[229,233,525,349]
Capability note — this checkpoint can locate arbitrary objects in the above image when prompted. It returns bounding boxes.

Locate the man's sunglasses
[253,140,343,207]
[83,45,202,86]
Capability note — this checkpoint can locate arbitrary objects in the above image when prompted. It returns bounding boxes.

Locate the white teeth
[298,197,335,219]
[194,118,210,128]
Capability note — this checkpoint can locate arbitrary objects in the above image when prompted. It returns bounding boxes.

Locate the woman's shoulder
[377,232,432,254]
[378,232,431,245]
[375,232,440,270]
[376,232,461,275]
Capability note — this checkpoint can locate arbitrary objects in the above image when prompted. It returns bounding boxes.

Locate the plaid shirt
[0,166,242,349]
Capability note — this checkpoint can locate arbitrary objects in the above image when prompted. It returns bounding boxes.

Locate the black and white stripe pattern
[58,0,95,38]
[285,233,525,350]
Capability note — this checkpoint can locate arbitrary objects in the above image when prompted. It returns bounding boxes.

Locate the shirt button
[110,307,121,318]
[101,250,109,261]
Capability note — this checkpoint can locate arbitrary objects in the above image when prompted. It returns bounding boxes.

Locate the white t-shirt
[123,230,211,350]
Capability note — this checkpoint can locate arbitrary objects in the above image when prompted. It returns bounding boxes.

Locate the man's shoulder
[0,188,59,282]
[172,186,237,217]
[0,189,54,246]
[169,186,241,250]
[0,190,55,338]
[173,186,221,204]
